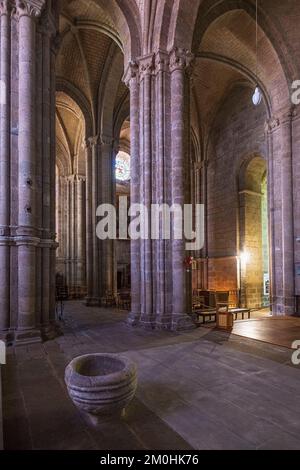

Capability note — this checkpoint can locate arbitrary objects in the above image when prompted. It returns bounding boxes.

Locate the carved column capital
[265,116,280,134]
[101,134,114,147]
[123,61,139,87]
[0,0,12,16]
[15,0,45,19]
[169,47,194,74]
[266,105,296,133]
[154,50,169,74]
[138,53,155,80]
[86,135,99,149]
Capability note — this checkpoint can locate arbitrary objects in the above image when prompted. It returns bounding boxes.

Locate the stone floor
[2,301,300,450]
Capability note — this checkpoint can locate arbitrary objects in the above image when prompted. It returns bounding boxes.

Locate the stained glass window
[116,151,130,182]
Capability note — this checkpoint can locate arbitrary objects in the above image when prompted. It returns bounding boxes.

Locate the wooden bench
[195,307,251,324]
[195,310,216,324]
[230,308,251,320]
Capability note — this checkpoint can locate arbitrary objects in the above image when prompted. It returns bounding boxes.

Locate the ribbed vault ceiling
[192,8,289,144]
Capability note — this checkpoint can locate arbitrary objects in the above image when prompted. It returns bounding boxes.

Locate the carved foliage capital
[101,134,114,146]
[169,47,194,74]
[0,0,12,16]
[15,0,45,19]
[155,50,169,73]
[266,105,296,133]
[86,135,99,149]
[123,61,139,87]
[265,117,280,134]
[138,54,155,79]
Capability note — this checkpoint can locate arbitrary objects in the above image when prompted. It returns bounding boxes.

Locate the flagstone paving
[2,301,300,450]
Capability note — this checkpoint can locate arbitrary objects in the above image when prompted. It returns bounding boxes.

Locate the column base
[85,297,100,307]
[14,328,42,346]
[155,315,172,330]
[139,315,156,330]
[272,296,295,316]
[127,311,141,327]
[0,330,14,344]
[41,323,61,341]
[171,313,197,331]
[283,296,296,316]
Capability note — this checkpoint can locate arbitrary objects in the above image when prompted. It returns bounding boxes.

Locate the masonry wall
[293,116,300,306]
[206,85,268,307]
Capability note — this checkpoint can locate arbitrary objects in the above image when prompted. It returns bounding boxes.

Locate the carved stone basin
[65,354,137,422]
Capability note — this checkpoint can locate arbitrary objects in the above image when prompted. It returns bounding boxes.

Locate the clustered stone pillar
[124,48,195,331]
[100,135,115,296]
[85,136,101,305]
[85,138,93,304]
[84,133,117,305]
[170,48,194,329]
[58,174,86,297]
[280,108,295,314]
[126,63,141,326]
[0,1,11,335]
[266,107,295,315]
[0,1,58,344]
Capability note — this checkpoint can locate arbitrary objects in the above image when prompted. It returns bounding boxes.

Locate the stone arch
[56,78,94,138]
[239,154,267,194]
[98,47,125,139]
[113,97,130,145]
[191,5,291,115]
[58,0,142,62]
[238,154,269,309]
[166,0,202,51]
[191,0,297,83]
[197,55,272,117]
[205,81,268,167]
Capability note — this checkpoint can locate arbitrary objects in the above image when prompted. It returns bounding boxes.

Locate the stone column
[15,1,44,344]
[265,118,277,313]
[122,49,196,331]
[86,136,100,305]
[0,1,11,336]
[49,25,58,326]
[169,48,195,330]
[40,12,56,336]
[280,108,295,314]
[266,108,296,315]
[139,55,154,328]
[100,135,115,296]
[85,139,94,304]
[0,0,58,343]
[76,175,86,293]
[70,174,75,294]
[124,62,141,325]
[154,51,172,328]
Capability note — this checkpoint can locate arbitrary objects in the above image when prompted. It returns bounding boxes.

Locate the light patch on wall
[0,80,6,105]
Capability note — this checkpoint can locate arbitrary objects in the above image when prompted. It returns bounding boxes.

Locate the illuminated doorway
[239,156,270,309]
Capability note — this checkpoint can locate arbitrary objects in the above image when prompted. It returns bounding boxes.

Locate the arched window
[116,151,131,182]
